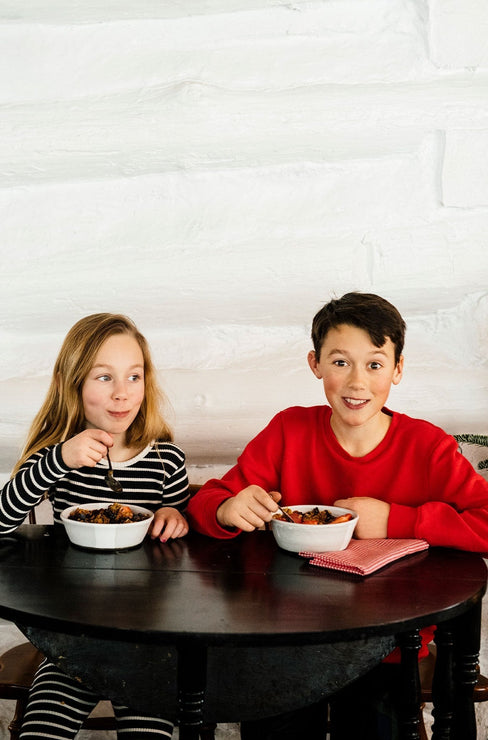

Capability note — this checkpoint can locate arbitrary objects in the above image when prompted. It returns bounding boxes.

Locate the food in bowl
[270,504,358,553]
[68,502,151,524]
[273,506,353,525]
[61,502,154,550]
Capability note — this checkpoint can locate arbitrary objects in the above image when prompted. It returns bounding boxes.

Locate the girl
[0,313,190,739]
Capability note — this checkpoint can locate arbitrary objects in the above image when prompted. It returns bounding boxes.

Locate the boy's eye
[370,362,382,370]
[333,359,348,367]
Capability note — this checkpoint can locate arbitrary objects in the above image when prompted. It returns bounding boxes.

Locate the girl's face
[82,333,145,439]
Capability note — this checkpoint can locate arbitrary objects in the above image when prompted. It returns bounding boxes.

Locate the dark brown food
[273,506,352,525]
[68,502,150,524]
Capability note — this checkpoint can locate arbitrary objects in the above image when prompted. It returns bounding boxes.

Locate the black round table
[0,525,485,740]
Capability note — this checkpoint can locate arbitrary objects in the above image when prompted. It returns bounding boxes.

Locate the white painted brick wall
[430,0,488,68]
[443,130,488,206]
[0,0,487,483]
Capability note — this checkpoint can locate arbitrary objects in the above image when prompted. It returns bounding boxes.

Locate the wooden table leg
[431,622,455,740]
[177,642,207,740]
[452,600,481,740]
[398,629,422,740]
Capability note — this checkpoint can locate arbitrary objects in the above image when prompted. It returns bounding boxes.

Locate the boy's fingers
[236,517,258,532]
[268,490,282,505]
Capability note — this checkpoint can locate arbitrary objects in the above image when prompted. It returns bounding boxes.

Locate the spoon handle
[106,448,114,474]
[276,505,295,523]
[105,449,123,494]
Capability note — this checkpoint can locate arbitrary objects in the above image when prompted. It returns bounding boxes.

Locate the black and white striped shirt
[0,440,189,533]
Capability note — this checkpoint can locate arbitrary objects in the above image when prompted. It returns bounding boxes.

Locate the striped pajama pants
[20,660,174,739]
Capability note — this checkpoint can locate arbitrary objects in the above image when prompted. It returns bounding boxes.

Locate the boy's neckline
[328,407,394,458]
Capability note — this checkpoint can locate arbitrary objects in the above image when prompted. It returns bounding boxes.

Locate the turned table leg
[177,642,207,740]
[452,601,481,740]
[398,629,422,740]
[431,622,455,740]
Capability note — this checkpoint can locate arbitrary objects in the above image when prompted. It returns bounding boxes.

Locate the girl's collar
[101,442,153,467]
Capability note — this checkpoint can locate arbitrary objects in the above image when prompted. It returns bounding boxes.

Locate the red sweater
[187,405,488,661]
[187,405,488,551]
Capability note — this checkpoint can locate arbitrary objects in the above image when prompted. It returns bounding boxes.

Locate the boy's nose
[349,367,366,387]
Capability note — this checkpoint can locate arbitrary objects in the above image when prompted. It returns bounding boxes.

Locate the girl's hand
[216,485,282,532]
[61,429,113,469]
[333,496,390,539]
[150,507,189,542]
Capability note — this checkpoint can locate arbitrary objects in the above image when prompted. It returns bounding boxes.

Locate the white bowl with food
[61,502,154,550]
[270,504,358,553]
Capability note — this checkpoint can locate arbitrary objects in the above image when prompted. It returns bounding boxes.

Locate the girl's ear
[308,350,323,379]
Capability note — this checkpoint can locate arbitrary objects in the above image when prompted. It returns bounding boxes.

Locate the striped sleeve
[156,442,190,512]
[0,445,70,534]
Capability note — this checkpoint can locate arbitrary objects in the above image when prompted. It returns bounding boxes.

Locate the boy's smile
[343,397,370,409]
[308,324,403,454]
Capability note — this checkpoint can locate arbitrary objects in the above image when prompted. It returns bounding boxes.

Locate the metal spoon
[105,449,123,494]
[276,505,295,523]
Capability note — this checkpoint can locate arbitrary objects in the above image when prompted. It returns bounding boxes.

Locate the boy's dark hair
[311,292,406,363]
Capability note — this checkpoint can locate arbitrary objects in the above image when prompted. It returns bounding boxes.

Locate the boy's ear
[392,355,404,385]
[308,350,323,379]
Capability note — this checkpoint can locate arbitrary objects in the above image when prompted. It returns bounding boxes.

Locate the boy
[187,292,488,739]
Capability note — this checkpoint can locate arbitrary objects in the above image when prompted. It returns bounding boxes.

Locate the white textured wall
[0,0,487,487]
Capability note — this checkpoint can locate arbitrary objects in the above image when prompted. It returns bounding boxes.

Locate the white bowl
[270,504,358,553]
[61,502,154,550]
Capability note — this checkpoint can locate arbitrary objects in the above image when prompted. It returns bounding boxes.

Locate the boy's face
[307,324,403,435]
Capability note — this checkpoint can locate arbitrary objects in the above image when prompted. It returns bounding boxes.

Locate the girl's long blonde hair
[14,313,173,474]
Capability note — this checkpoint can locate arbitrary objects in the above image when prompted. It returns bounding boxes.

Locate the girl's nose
[112,382,128,400]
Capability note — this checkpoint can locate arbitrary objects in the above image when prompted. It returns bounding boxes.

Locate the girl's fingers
[154,512,189,541]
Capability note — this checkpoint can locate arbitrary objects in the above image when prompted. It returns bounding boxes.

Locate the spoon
[105,449,123,494]
[275,505,295,523]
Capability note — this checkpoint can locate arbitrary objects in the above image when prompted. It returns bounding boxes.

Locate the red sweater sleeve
[388,433,488,552]
[186,413,286,538]
[186,478,241,538]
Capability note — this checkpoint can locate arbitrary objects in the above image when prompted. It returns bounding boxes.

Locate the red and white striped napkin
[300,538,429,576]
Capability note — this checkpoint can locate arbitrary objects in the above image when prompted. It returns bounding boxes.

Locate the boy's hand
[217,485,281,532]
[150,507,189,542]
[61,429,114,469]
[333,496,390,539]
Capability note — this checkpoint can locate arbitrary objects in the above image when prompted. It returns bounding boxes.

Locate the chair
[0,484,216,740]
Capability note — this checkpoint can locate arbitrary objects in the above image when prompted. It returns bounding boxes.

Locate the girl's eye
[97,374,111,382]
[128,374,142,382]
